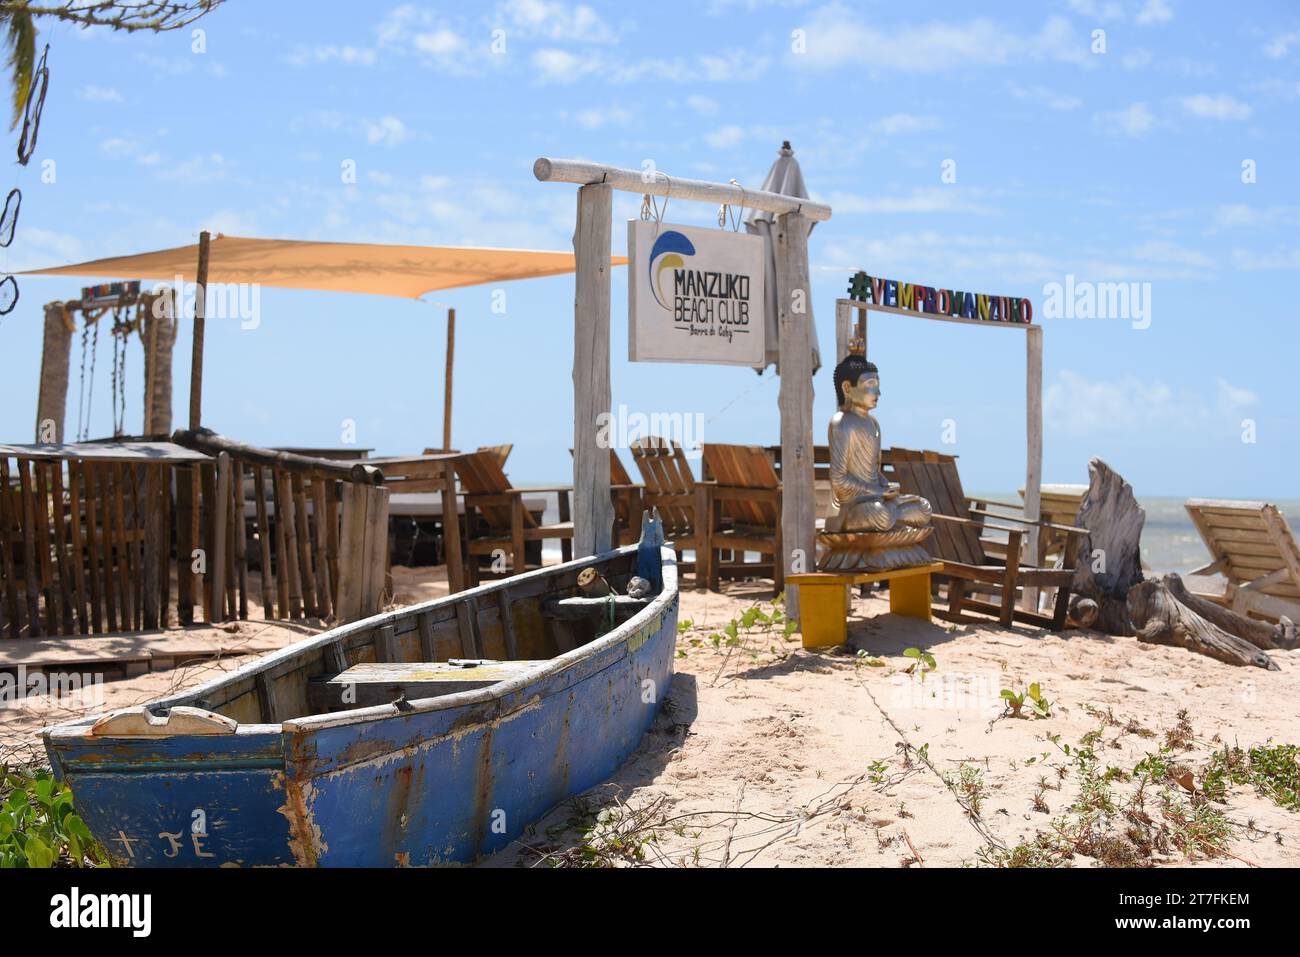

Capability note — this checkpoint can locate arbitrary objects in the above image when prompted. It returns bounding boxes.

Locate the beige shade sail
[20,234,627,299]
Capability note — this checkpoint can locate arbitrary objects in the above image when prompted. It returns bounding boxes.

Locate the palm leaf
[2,10,36,132]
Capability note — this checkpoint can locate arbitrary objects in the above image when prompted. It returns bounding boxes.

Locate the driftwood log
[1128,579,1279,670]
[1068,458,1145,635]
[1161,573,1296,651]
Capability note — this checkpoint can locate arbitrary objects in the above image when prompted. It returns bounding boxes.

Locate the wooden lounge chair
[881,448,1085,629]
[454,449,572,585]
[629,436,710,588]
[1184,499,1300,623]
[1020,483,1087,564]
[424,444,511,466]
[700,443,782,594]
[567,448,643,547]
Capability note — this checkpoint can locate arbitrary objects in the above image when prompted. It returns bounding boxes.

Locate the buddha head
[833,342,879,411]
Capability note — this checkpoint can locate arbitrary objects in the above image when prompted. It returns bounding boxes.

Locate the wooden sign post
[535,157,831,620]
[187,230,212,431]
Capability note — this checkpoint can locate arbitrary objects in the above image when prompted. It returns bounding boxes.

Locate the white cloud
[827,187,990,215]
[791,9,1094,72]
[364,116,409,147]
[1180,93,1251,120]
[1231,247,1300,271]
[1008,83,1082,111]
[686,94,720,115]
[1045,370,1252,437]
[78,84,122,103]
[567,104,632,128]
[1094,101,1155,137]
[868,113,940,135]
[499,0,616,43]
[533,47,768,84]
[532,48,589,82]
[285,45,377,67]
[99,137,162,165]
[1121,48,1153,70]
[1067,0,1122,19]
[1135,0,1173,26]
[1264,30,1300,59]
[376,6,477,73]
[704,124,746,149]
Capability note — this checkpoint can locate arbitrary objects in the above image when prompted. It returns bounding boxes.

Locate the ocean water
[538,490,1300,575]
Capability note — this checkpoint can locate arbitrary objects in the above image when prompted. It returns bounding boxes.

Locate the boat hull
[45,549,678,867]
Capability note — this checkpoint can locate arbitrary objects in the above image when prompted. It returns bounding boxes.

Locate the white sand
[6,567,1296,868]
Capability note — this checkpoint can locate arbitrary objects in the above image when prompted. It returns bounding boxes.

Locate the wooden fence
[0,436,390,639]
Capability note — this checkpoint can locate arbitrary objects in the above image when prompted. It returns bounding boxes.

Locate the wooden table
[367,453,466,594]
[788,562,943,650]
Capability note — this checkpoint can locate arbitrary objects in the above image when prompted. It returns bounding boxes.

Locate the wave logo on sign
[648,231,695,310]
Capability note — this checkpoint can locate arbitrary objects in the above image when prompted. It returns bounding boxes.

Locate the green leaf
[903,647,922,660]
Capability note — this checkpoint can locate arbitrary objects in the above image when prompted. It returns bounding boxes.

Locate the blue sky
[3,0,1298,497]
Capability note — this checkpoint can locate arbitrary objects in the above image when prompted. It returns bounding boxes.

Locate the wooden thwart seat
[307,659,549,711]
[1185,498,1300,623]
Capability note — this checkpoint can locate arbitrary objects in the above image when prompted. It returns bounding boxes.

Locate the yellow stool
[788,562,942,650]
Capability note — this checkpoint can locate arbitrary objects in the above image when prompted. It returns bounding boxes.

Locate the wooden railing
[0,434,390,639]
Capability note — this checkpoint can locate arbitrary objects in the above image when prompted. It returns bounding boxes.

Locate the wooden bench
[307,658,548,711]
[788,562,943,650]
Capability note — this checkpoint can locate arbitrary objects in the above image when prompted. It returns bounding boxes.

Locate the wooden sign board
[627,221,765,366]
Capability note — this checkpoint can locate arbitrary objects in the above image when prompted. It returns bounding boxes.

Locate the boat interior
[87,549,656,735]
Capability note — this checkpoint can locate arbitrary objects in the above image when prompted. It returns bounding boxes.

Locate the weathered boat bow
[45,542,678,866]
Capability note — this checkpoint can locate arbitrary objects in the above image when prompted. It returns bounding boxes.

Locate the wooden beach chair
[700,443,782,594]
[881,448,1085,629]
[564,448,642,546]
[629,436,710,587]
[1184,499,1300,623]
[1020,483,1087,564]
[424,444,511,467]
[454,449,573,585]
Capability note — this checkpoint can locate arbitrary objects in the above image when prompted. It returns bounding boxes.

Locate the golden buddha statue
[818,342,934,572]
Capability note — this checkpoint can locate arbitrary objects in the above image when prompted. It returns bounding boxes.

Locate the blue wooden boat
[43,542,677,866]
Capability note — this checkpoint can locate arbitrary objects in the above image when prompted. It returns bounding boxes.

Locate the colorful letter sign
[628,221,766,366]
[847,270,1033,324]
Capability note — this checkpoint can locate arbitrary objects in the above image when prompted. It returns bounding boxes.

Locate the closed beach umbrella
[745,140,821,374]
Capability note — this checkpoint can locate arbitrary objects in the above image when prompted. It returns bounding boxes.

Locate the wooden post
[1023,324,1044,611]
[143,288,176,437]
[835,299,853,364]
[442,308,455,451]
[572,183,614,558]
[210,450,230,624]
[774,211,816,623]
[188,230,212,431]
[35,303,72,442]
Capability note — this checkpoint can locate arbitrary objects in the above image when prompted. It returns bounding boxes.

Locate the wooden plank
[361,485,389,615]
[276,468,302,618]
[572,181,614,557]
[335,482,367,623]
[159,463,172,628]
[32,461,58,634]
[1023,325,1043,611]
[835,298,853,364]
[175,464,194,626]
[456,597,483,658]
[272,468,291,617]
[113,463,137,631]
[233,459,249,620]
[497,588,518,660]
[82,461,104,633]
[441,463,463,594]
[311,478,333,620]
[775,210,816,620]
[97,463,119,632]
[48,462,76,634]
[325,480,342,610]
[141,464,159,630]
[253,465,274,618]
[376,623,399,663]
[291,472,317,617]
[254,669,280,724]
[417,611,436,660]
[0,458,23,636]
[210,452,230,625]
[198,462,215,623]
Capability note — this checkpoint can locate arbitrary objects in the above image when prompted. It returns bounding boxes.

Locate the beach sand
[5,566,1296,867]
